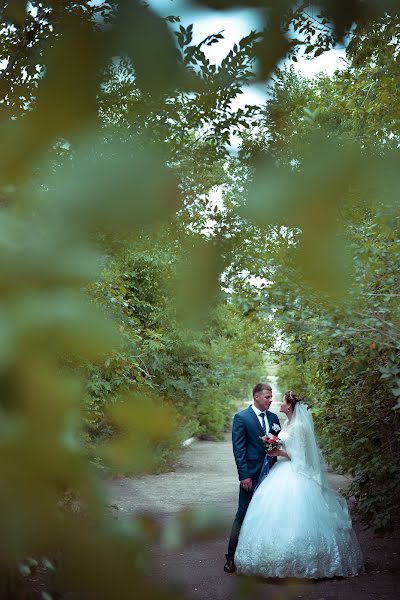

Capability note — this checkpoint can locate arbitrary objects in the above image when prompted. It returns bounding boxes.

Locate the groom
[224,383,280,573]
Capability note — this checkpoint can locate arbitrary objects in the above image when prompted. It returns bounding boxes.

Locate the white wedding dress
[235,403,363,579]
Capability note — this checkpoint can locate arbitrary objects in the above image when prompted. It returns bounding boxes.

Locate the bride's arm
[284,423,307,468]
[267,449,290,459]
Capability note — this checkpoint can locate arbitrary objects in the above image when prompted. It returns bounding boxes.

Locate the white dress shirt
[251,403,268,431]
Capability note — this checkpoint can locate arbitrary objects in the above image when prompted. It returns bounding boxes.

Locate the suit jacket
[232,405,281,482]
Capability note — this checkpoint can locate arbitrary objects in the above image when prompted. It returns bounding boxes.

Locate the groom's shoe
[224,554,236,573]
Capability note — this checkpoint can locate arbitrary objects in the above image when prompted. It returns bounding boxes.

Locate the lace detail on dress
[236,526,363,578]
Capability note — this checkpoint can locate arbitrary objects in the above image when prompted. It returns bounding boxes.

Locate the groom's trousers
[227,476,258,559]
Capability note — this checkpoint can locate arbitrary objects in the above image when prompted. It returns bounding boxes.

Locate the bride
[234,391,363,579]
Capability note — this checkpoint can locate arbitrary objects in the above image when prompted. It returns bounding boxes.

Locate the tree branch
[302,10,336,34]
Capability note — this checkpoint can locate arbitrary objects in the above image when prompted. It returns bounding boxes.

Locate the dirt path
[107,436,399,600]
[106,383,400,600]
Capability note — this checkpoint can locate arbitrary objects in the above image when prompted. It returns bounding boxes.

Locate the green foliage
[1,0,399,595]
[277,355,307,398]
[84,235,265,459]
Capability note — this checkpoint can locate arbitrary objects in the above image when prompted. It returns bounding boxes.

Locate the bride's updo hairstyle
[284,390,302,412]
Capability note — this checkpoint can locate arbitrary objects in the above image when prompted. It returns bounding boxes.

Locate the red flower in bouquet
[260,433,281,452]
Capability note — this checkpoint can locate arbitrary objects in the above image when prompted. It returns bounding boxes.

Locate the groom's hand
[240,478,252,492]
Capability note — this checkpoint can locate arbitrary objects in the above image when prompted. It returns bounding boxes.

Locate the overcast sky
[150,0,347,108]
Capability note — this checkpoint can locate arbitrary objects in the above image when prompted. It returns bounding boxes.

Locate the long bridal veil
[286,400,353,529]
[286,401,326,487]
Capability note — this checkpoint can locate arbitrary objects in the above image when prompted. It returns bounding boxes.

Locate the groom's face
[254,389,273,412]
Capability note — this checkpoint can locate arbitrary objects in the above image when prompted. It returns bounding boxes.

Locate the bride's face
[280,399,291,415]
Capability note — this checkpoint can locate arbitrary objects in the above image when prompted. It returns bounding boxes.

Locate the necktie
[259,412,266,434]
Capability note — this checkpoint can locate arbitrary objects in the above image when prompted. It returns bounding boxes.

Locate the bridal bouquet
[260,423,282,452]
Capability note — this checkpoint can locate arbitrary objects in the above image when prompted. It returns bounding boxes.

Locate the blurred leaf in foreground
[241,135,362,296]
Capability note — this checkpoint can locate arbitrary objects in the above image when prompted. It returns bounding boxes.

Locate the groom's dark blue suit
[227,405,280,560]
